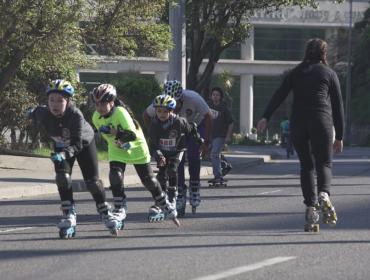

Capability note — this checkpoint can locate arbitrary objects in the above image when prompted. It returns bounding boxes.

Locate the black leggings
[290,113,333,206]
[54,138,106,205]
[109,161,163,201]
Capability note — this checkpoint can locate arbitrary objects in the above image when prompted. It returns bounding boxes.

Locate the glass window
[253,75,293,137]
[254,27,326,61]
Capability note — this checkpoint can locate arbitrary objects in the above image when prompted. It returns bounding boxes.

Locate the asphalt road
[1,149,370,280]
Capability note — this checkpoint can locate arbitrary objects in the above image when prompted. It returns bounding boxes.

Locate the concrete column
[240,74,253,136]
[76,69,80,83]
[155,71,168,85]
[169,0,186,88]
[241,27,254,61]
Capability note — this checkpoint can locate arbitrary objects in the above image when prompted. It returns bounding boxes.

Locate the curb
[0,152,277,200]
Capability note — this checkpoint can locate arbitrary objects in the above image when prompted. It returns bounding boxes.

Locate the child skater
[91,84,179,226]
[27,79,123,238]
[148,94,204,220]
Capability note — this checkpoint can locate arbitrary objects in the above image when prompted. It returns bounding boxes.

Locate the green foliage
[251,127,258,134]
[232,136,260,146]
[184,0,345,94]
[359,133,370,147]
[112,72,162,131]
[351,22,370,125]
[0,0,174,99]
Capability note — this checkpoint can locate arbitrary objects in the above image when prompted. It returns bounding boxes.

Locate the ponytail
[114,99,140,130]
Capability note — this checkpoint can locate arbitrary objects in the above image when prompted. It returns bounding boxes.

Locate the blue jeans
[178,119,206,187]
[206,137,225,178]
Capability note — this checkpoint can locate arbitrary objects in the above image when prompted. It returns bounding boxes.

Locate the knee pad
[55,172,71,191]
[85,177,104,195]
[142,175,160,191]
[165,165,177,179]
[156,172,168,187]
[109,168,123,188]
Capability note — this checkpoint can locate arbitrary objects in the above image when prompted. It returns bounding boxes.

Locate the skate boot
[189,181,201,215]
[304,206,319,232]
[112,197,127,229]
[57,200,77,239]
[148,202,165,222]
[160,197,180,226]
[97,202,124,236]
[176,186,187,218]
[315,192,338,227]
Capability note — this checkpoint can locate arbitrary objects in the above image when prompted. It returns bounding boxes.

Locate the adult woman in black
[257,38,344,229]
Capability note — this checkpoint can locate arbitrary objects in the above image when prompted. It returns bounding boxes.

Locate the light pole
[345,0,353,142]
[169,0,186,88]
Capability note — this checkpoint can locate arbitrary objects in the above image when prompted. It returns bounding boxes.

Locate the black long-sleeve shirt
[29,102,94,158]
[262,61,345,140]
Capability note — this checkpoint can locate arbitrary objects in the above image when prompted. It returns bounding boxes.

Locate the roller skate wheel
[109,228,119,237]
[329,220,337,227]
[315,204,321,211]
[192,207,196,214]
[59,228,76,239]
[332,213,338,221]
[323,200,331,208]
[322,217,328,224]
[313,224,319,232]
[148,215,153,222]
[304,224,310,232]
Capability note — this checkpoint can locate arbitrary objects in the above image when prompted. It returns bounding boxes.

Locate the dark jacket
[28,102,94,158]
[207,100,234,139]
[262,61,344,140]
[148,114,202,161]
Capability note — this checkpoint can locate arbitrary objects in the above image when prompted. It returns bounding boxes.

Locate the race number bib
[159,138,176,151]
[210,109,219,120]
[113,139,131,151]
[51,136,71,148]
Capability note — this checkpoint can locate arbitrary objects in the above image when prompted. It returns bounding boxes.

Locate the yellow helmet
[46,79,74,96]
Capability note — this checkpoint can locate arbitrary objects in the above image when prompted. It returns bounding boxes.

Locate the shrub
[112,71,162,132]
[251,127,257,134]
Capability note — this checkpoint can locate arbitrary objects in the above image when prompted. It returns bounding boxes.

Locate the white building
[77,0,369,137]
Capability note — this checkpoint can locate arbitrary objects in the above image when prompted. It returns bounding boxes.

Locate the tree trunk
[0,48,26,99]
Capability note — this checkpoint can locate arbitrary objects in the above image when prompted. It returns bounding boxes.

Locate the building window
[253,75,293,137]
[254,27,326,61]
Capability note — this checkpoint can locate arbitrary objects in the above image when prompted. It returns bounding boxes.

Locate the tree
[183,0,345,99]
[350,6,370,125]
[0,0,174,99]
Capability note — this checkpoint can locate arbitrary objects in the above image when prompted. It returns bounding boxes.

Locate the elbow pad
[116,130,136,142]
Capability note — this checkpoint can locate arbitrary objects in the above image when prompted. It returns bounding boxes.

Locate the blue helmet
[46,79,74,96]
[153,94,176,109]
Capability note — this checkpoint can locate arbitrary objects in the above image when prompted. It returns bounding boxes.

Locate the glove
[51,152,65,162]
[26,108,33,119]
[99,126,111,134]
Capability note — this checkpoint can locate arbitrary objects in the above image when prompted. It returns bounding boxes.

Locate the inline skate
[57,200,77,239]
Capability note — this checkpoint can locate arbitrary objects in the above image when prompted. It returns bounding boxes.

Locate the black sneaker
[222,164,233,177]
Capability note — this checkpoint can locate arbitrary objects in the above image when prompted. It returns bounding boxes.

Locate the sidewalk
[0,145,285,200]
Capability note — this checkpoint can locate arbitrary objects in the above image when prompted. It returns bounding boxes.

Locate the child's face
[48,93,68,118]
[212,91,221,103]
[95,101,113,116]
[156,107,171,122]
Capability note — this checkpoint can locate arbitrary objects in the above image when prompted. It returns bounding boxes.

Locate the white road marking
[258,190,282,195]
[191,257,297,280]
[0,227,33,233]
